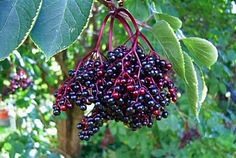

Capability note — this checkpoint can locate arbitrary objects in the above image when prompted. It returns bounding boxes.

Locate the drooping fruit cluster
[53,7,178,141]
[9,69,33,94]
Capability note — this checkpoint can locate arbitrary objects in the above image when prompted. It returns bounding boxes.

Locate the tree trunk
[57,108,83,157]
[55,52,83,157]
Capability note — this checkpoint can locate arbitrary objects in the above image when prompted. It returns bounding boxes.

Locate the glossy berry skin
[53,29,178,140]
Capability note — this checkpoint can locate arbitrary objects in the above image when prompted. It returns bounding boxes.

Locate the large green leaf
[0,0,42,60]
[151,20,185,79]
[31,0,93,59]
[182,37,218,67]
[184,52,207,118]
[155,13,182,30]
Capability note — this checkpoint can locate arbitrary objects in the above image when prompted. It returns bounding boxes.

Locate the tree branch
[97,0,115,10]
[118,12,152,29]
[55,51,69,78]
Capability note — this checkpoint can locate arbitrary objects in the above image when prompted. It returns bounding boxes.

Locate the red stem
[139,33,155,51]
[95,13,112,50]
[116,8,140,33]
[117,8,155,52]
[109,17,115,51]
[115,14,134,42]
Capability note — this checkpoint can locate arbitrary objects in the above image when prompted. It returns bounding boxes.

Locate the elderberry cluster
[53,45,177,141]
[9,69,33,94]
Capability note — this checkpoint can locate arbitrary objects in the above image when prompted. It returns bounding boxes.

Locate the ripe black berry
[52,8,178,141]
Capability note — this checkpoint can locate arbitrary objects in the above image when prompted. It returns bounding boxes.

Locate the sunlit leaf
[182,37,218,67]
[184,52,207,118]
[155,13,182,30]
[151,20,185,79]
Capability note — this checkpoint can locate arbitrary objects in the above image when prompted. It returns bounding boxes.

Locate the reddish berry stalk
[53,8,178,141]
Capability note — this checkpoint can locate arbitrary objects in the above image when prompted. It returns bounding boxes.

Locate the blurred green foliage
[0,0,235,158]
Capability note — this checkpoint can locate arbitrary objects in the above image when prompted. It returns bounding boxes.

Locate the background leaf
[125,0,149,20]
[182,37,218,67]
[31,0,93,59]
[151,20,185,79]
[155,13,182,30]
[0,0,42,60]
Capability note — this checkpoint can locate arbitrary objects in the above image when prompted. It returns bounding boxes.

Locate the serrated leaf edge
[31,0,94,61]
[154,20,186,80]
[182,37,218,68]
[184,52,208,119]
[0,0,43,61]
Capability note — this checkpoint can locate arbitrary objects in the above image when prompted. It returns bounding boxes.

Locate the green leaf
[125,0,149,20]
[151,20,185,79]
[155,13,182,30]
[13,141,24,153]
[184,52,207,118]
[31,0,93,59]
[182,37,218,67]
[196,67,208,104]
[125,134,139,149]
[0,0,42,60]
